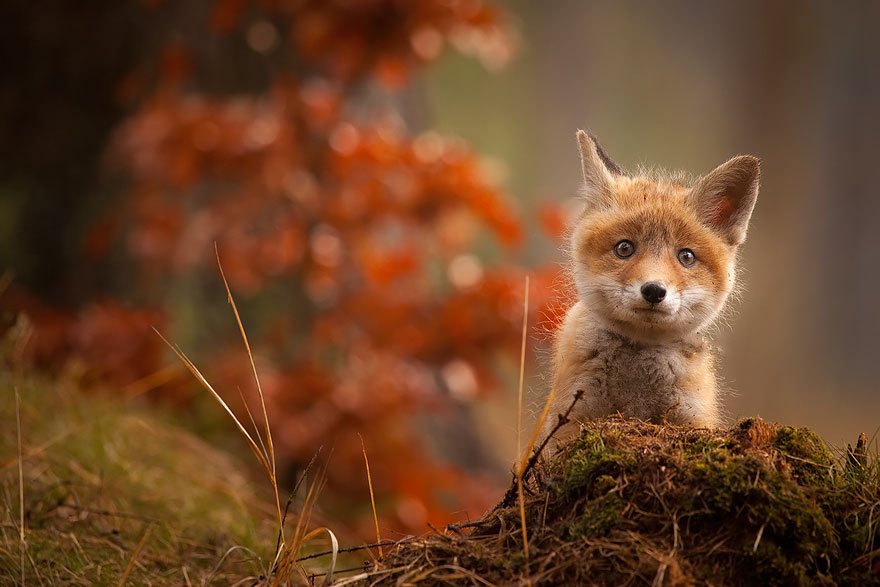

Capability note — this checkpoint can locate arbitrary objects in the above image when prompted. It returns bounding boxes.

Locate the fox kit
[545,130,759,445]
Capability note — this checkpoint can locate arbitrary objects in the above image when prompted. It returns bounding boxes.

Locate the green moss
[559,423,839,582]
[686,452,837,584]
[749,541,834,587]
[682,435,732,458]
[593,474,617,495]
[773,426,834,484]
[507,552,526,570]
[567,493,624,539]
[773,426,832,463]
[560,430,635,498]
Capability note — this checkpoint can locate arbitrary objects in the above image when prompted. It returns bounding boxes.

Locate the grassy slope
[1,372,278,585]
[367,418,880,586]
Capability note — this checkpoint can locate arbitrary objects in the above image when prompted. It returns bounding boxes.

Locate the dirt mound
[364,418,879,586]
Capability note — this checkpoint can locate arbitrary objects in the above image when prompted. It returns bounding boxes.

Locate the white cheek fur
[677,286,725,330]
[576,271,727,334]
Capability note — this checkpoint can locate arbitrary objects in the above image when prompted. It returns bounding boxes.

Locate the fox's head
[570,131,759,342]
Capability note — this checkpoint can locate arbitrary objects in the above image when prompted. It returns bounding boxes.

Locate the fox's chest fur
[547,301,718,444]
[588,329,701,420]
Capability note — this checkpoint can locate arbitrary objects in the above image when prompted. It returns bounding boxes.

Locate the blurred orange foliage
[2,0,566,537]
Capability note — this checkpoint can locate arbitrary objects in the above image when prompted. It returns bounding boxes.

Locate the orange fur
[545,131,759,445]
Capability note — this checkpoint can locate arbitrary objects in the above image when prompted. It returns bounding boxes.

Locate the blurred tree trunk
[0,0,147,306]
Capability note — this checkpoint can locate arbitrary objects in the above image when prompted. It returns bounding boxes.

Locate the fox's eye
[677,248,696,267]
[614,240,636,259]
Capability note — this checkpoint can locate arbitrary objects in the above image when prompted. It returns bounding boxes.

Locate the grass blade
[516,276,530,563]
[359,434,383,560]
[215,245,282,528]
[237,386,268,464]
[116,525,151,587]
[516,275,529,465]
[15,387,25,586]
[301,527,338,586]
[152,328,270,475]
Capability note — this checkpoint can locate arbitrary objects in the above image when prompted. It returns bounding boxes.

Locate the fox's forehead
[574,198,731,277]
[612,176,691,205]
[590,207,708,248]
[577,179,725,255]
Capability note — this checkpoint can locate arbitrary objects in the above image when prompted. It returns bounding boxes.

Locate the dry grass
[515,276,530,567]
[14,387,24,586]
[0,371,276,585]
[359,435,383,561]
[152,251,340,585]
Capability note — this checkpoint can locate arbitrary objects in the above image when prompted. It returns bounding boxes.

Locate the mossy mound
[366,418,880,586]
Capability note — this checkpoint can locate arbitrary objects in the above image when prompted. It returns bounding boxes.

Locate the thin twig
[445,517,495,533]
[296,539,411,563]
[276,447,323,559]
[498,389,585,510]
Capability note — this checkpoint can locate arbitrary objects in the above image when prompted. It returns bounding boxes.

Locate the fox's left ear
[576,130,625,210]
[689,155,760,246]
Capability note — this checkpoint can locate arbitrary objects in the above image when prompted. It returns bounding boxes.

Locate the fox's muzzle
[640,281,667,304]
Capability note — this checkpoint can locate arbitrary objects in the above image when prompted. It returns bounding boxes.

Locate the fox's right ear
[689,155,760,246]
[576,130,622,209]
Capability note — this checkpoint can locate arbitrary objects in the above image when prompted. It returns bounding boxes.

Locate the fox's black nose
[641,282,667,304]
